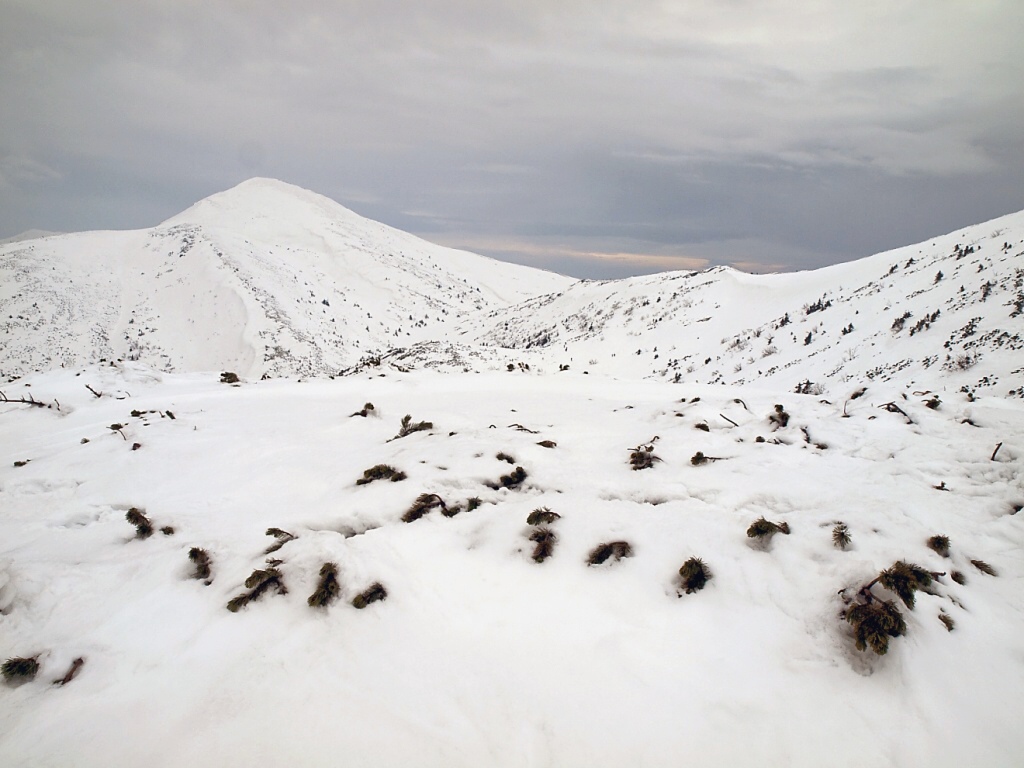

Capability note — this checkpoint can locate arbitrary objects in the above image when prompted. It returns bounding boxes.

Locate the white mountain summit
[2,178,1022,399]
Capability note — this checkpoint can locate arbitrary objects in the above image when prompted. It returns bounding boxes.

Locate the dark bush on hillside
[747,517,790,540]
[188,547,212,582]
[629,442,660,470]
[352,582,387,609]
[587,541,633,566]
[264,527,296,554]
[308,562,341,608]
[126,507,153,539]
[526,507,560,526]
[678,557,711,594]
[227,566,287,612]
[769,404,790,428]
[529,527,557,563]
[356,464,407,485]
[971,559,998,576]
[846,600,906,655]
[395,414,432,439]
[926,535,951,557]
[878,561,933,609]
[1,656,39,683]
[403,493,447,522]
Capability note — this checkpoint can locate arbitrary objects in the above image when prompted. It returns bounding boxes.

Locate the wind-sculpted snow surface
[1,363,1022,766]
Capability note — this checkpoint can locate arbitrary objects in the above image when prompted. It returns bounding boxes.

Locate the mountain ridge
[2,179,1022,398]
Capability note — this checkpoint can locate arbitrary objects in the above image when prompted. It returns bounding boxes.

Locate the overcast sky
[2,1,1022,278]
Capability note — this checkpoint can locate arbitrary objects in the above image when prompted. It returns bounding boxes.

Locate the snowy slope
[453,211,1024,398]
[0,363,1022,766]
[0,179,573,379]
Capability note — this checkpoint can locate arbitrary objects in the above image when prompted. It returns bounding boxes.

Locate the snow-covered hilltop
[0,178,572,379]
[2,179,1022,397]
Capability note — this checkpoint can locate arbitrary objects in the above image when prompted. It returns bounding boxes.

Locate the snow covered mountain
[2,179,1022,400]
[0,178,572,379]
[2,184,1023,766]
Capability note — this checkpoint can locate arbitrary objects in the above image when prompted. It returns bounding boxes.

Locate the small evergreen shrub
[678,557,711,594]
[746,517,790,542]
[526,507,560,526]
[496,452,516,464]
[938,613,955,632]
[529,527,557,563]
[403,493,447,522]
[188,547,212,582]
[466,497,482,512]
[694,422,710,432]
[308,562,341,608]
[125,508,153,539]
[878,561,933,609]
[832,523,851,550]
[356,464,407,485]
[536,440,557,448]
[950,570,966,585]
[970,559,997,576]
[220,372,240,384]
[769,404,790,428]
[352,582,387,609]
[846,600,906,655]
[587,541,633,565]
[487,466,527,490]
[394,414,432,439]
[926,535,951,557]
[2,656,39,683]
[227,566,287,612]
[351,402,375,417]
[160,526,175,536]
[629,443,660,470]
[264,528,296,554]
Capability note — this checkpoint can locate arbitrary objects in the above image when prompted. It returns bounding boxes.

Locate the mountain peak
[160,177,363,233]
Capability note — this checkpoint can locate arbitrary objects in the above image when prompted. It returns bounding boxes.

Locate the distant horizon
[4,3,1022,278]
[2,175,1021,281]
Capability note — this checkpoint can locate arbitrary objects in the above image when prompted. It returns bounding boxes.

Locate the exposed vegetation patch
[356,464,407,485]
[307,562,341,608]
[227,566,287,612]
[352,582,387,609]
[587,541,633,566]
[678,557,712,594]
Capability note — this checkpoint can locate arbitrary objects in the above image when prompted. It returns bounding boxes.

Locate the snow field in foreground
[1,363,1022,767]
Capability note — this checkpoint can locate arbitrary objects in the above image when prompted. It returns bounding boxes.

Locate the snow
[1,179,1023,765]
[1,363,1022,766]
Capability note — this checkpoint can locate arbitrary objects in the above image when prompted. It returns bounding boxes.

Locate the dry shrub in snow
[308,562,341,608]
[746,517,790,541]
[2,656,39,683]
[629,441,660,470]
[188,547,212,582]
[678,557,711,594]
[877,561,933,609]
[587,541,633,566]
[846,600,907,655]
[352,582,387,609]
[926,535,951,557]
[264,527,296,554]
[529,527,557,563]
[526,507,560,526]
[971,559,998,576]
[227,566,287,612]
[403,493,447,522]
[394,414,432,439]
[356,464,407,485]
[125,508,153,539]
[833,523,851,550]
[950,570,967,585]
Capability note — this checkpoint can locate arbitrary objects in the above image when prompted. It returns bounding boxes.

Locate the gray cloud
[1,0,1022,276]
